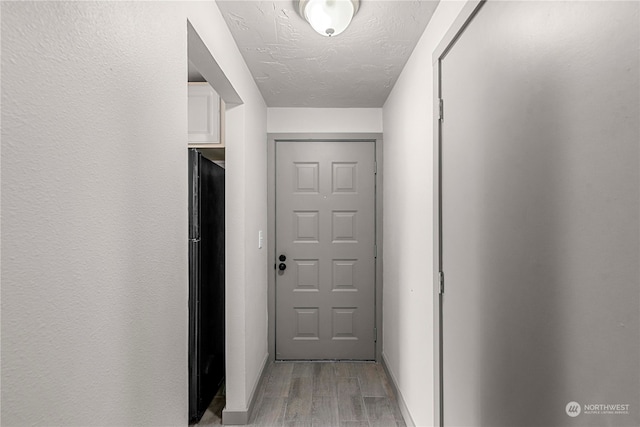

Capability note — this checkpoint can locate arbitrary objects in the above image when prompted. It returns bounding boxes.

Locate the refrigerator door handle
[189,149,201,240]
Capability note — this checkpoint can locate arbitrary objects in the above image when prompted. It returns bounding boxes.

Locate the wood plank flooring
[196,362,406,427]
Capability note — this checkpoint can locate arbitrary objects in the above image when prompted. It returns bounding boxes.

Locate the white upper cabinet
[188,83,224,146]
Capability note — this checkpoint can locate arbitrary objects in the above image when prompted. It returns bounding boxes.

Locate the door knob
[278,263,287,271]
[279,254,286,262]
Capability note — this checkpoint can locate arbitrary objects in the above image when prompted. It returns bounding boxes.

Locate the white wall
[0,2,267,425]
[267,108,383,133]
[381,1,469,426]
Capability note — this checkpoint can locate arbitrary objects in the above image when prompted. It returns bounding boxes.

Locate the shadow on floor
[196,383,226,426]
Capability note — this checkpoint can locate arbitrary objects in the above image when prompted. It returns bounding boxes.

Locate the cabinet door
[188,83,220,143]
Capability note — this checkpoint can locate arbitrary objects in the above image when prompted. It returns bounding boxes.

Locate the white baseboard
[222,353,270,425]
[381,353,416,427]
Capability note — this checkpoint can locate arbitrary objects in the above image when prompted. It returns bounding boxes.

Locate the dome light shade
[299,0,360,37]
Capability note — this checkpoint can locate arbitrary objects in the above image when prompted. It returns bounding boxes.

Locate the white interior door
[275,140,376,360]
[440,1,639,425]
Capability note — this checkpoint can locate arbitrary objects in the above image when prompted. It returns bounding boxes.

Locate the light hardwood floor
[196,361,406,427]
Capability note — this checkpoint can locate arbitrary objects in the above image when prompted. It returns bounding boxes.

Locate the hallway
[198,362,405,426]
[3,1,639,426]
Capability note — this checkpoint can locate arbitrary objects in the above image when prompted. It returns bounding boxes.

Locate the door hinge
[439,271,445,294]
[439,98,444,122]
[374,244,377,258]
[374,161,378,175]
[374,327,377,342]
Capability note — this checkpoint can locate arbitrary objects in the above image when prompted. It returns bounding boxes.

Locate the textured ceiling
[216,0,440,107]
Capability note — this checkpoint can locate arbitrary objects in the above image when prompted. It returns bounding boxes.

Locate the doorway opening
[186,20,242,424]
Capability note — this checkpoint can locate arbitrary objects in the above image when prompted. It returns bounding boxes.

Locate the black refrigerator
[188,149,225,423]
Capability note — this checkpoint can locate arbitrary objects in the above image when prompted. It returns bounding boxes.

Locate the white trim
[221,354,269,425]
[381,353,415,427]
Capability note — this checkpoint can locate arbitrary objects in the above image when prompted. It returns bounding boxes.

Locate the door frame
[432,1,486,426]
[267,133,384,362]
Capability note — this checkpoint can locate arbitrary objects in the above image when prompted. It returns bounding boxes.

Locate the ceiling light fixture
[298,0,360,37]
